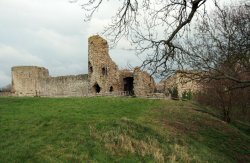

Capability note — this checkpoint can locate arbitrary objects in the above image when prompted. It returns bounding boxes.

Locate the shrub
[182,90,192,100]
[169,86,179,100]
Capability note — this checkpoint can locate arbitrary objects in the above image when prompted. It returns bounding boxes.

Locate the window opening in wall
[102,67,108,76]
[89,66,93,73]
[109,86,113,92]
[89,62,93,73]
[93,83,101,93]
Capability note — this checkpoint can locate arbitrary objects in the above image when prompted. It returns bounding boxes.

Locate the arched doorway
[123,77,134,95]
[93,83,101,93]
[109,86,113,92]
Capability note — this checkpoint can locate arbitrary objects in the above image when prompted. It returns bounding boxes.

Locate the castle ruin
[10,35,156,97]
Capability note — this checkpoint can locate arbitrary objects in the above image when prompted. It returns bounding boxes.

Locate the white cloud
[0,0,90,87]
[0,44,44,66]
[0,0,143,87]
[0,44,45,86]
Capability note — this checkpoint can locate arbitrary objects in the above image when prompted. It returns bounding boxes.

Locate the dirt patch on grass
[162,118,201,136]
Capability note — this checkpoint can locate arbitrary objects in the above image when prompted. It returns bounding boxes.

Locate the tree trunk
[223,107,231,123]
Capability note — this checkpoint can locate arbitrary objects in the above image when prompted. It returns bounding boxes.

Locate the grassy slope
[0,97,249,162]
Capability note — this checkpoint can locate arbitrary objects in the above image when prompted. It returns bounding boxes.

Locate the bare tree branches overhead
[74,0,207,67]
[183,4,250,90]
[73,0,250,89]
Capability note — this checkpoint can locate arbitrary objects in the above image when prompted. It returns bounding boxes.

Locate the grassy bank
[0,97,249,162]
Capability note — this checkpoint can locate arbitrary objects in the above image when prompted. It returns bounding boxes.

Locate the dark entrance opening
[88,62,93,73]
[102,67,107,75]
[93,83,101,93]
[109,86,113,92]
[123,77,134,95]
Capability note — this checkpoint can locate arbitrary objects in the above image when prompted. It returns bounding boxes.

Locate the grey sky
[0,0,140,87]
[0,0,247,87]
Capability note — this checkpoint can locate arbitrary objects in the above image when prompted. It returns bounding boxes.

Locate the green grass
[0,97,249,162]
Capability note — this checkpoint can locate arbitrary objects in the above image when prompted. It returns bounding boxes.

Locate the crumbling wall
[11,35,158,98]
[119,69,134,95]
[88,35,121,94]
[88,36,157,97]
[133,67,156,96]
[160,72,201,97]
[12,66,88,97]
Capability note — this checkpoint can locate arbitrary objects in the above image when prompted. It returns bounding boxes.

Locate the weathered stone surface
[88,35,156,97]
[12,66,49,96]
[38,74,88,97]
[133,67,156,96]
[88,35,121,94]
[12,66,88,97]
[10,35,156,97]
[159,72,201,97]
[119,69,134,95]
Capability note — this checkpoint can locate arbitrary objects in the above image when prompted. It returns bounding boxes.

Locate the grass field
[0,97,249,162]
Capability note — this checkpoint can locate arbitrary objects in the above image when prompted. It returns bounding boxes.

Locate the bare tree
[188,4,250,123]
[196,77,250,123]
[72,0,249,87]
[72,0,208,71]
[0,84,12,92]
[181,4,250,90]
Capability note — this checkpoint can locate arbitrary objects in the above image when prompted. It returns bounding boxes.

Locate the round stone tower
[11,66,49,96]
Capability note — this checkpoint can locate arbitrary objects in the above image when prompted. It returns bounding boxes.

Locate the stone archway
[123,77,134,95]
[93,83,101,93]
[109,86,113,92]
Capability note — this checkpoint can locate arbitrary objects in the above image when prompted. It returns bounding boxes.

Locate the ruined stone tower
[9,35,156,97]
[12,66,49,96]
[11,66,88,97]
[88,35,121,94]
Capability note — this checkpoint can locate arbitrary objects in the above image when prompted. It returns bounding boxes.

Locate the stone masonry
[133,67,156,96]
[12,66,88,97]
[158,72,201,97]
[10,35,156,97]
[88,35,156,96]
[88,35,121,94]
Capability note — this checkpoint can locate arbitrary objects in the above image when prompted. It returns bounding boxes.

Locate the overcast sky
[0,0,141,87]
[0,0,247,87]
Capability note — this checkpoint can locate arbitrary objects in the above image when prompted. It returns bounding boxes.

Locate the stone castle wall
[88,35,121,94]
[12,66,88,97]
[37,75,88,97]
[159,72,201,97]
[88,35,156,96]
[12,66,49,96]
[10,35,156,97]
[133,67,156,96]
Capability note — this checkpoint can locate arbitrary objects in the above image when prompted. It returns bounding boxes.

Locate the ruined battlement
[51,74,88,81]
[10,35,156,97]
[88,35,109,60]
[12,66,49,79]
[11,66,88,97]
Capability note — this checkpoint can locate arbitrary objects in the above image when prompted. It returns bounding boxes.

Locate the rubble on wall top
[11,66,47,70]
[89,35,107,42]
